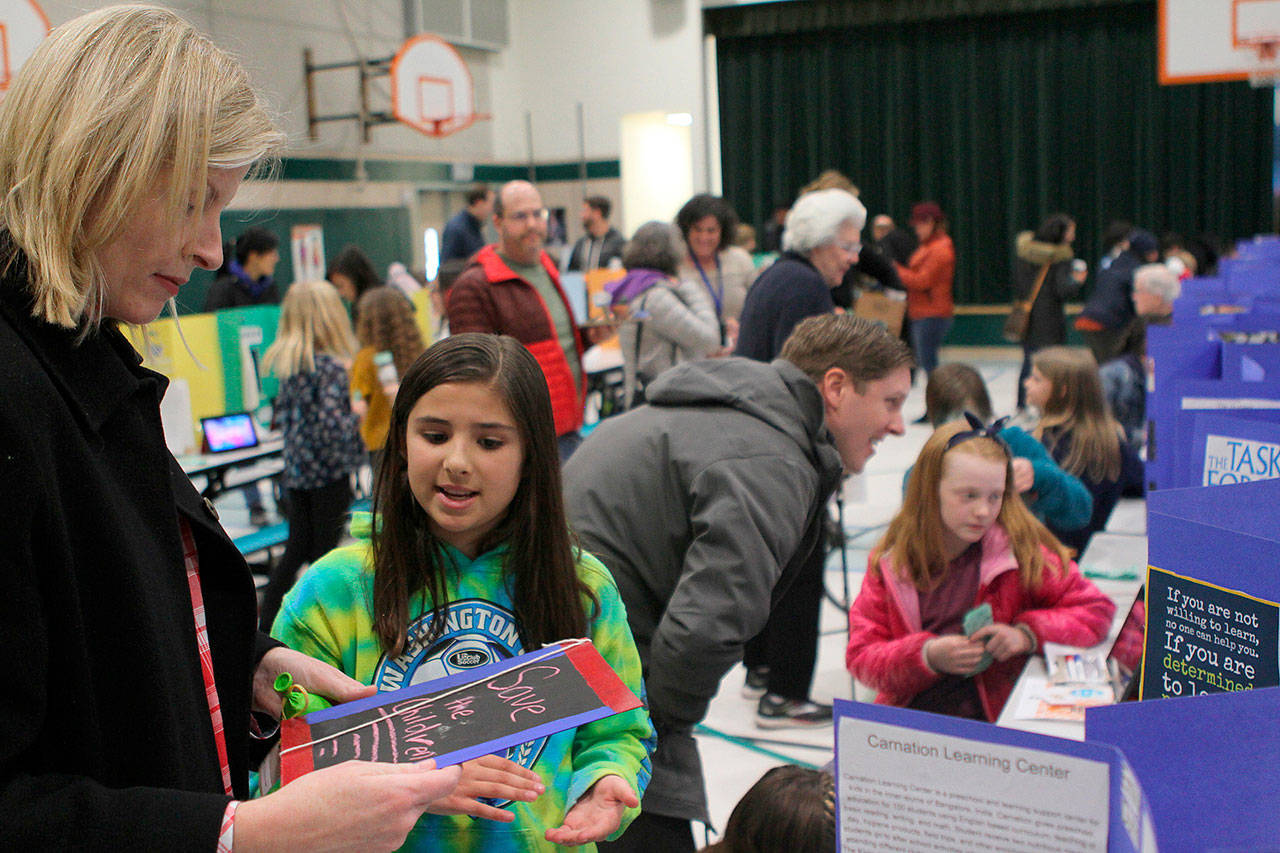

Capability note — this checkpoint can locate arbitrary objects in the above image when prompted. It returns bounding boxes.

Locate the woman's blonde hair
[1032,346,1123,482]
[262,281,358,379]
[0,5,286,328]
[873,420,1071,593]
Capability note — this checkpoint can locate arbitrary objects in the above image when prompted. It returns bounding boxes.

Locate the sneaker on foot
[755,693,833,729]
[741,666,770,699]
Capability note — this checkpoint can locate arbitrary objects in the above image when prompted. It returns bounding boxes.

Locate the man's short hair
[780,313,914,388]
[466,185,490,206]
[492,181,527,219]
[234,226,279,264]
[584,195,611,220]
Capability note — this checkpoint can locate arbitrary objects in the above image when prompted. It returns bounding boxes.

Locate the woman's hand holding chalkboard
[252,647,377,718]
[544,774,639,846]
[424,754,546,822]
[234,759,462,852]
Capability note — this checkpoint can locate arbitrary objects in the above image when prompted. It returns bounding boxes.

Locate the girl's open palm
[425,754,544,822]
[544,774,638,846]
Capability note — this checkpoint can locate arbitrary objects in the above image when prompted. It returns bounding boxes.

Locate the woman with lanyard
[0,7,539,850]
[675,194,758,351]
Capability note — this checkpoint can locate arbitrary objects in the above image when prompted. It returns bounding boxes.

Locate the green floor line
[693,723,824,769]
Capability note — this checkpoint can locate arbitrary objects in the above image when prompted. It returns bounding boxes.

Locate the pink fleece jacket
[846,524,1115,721]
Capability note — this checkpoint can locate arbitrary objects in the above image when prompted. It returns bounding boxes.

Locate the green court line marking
[693,723,825,769]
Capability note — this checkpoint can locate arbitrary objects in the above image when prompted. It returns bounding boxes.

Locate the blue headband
[945,411,1011,455]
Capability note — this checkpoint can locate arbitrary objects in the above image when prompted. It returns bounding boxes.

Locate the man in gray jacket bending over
[564,313,913,851]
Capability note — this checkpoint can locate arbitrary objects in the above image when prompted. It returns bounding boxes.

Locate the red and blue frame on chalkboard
[279,638,640,783]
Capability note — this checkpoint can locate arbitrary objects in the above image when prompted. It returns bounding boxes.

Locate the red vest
[447,245,586,436]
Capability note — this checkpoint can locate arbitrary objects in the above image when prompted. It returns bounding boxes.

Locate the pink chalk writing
[392,698,441,760]
[487,664,559,722]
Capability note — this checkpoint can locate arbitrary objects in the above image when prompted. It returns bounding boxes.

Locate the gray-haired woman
[605,221,721,408]
[734,188,867,362]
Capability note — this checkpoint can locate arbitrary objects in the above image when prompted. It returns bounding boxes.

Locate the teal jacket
[272,513,655,852]
[905,425,1092,531]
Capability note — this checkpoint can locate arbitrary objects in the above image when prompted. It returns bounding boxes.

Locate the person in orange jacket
[896,201,955,382]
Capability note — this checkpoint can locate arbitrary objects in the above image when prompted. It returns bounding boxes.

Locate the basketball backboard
[0,1,50,93]
[390,34,488,137]
[1161,0,1280,84]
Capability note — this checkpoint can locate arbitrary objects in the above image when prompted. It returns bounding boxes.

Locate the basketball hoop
[1247,50,1280,86]
[390,34,489,138]
[0,1,51,94]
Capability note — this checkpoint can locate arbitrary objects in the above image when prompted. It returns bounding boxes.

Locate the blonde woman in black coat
[0,8,482,850]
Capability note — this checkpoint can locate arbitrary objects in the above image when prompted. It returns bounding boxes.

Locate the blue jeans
[910,316,953,375]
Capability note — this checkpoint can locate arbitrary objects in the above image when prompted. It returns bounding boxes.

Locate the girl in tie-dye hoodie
[273,334,653,852]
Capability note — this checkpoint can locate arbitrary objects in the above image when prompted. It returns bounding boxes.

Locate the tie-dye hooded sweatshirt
[271,512,655,852]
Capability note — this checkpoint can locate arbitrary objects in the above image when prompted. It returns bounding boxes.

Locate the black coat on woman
[0,260,279,850]
[1013,231,1081,350]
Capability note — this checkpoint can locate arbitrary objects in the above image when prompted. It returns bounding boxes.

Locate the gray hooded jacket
[564,356,843,824]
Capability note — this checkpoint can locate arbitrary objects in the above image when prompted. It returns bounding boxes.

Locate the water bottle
[374,350,398,387]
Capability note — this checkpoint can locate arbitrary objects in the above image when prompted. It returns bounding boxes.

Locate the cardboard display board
[1087,687,1280,851]
[1142,566,1279,698]
[1140,478,1280,702]
[279,639,639,783]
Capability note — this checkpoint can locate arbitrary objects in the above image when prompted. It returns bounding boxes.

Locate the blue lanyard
[691,254,724,316]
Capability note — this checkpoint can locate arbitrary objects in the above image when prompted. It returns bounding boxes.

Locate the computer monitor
[200,412,259,453]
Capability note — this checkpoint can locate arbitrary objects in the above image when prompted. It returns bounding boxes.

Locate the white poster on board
[1202,434,1280,485]
[837,714,1110,852]
[290,224,325,285]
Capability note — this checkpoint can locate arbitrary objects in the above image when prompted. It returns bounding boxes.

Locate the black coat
[1081,250,1141,331]
[203,269,280,311]
[1012,232,1082,350]
[566,227,625,272]
[0,267,278,850]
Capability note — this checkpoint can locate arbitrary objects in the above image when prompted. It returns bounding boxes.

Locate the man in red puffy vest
[447,180,604,460]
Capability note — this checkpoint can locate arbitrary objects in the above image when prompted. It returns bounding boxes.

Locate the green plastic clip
[274,671,332,719]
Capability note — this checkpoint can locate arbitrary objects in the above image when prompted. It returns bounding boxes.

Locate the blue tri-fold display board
[1087,687,1280,853]
[1140,477,1280,697]
[1146,241,1280,491]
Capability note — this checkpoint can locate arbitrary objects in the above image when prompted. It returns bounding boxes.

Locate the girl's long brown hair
[355,286,426,375]
[1032,346,1122,482]
[371,333,594,656]
[873,421,1072,593]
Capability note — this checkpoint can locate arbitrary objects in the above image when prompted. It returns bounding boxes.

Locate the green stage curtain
[714,2,1273,304]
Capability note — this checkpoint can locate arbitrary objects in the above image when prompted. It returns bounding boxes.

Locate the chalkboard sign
[1140,566,1280,699]
[279,638,639,783]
